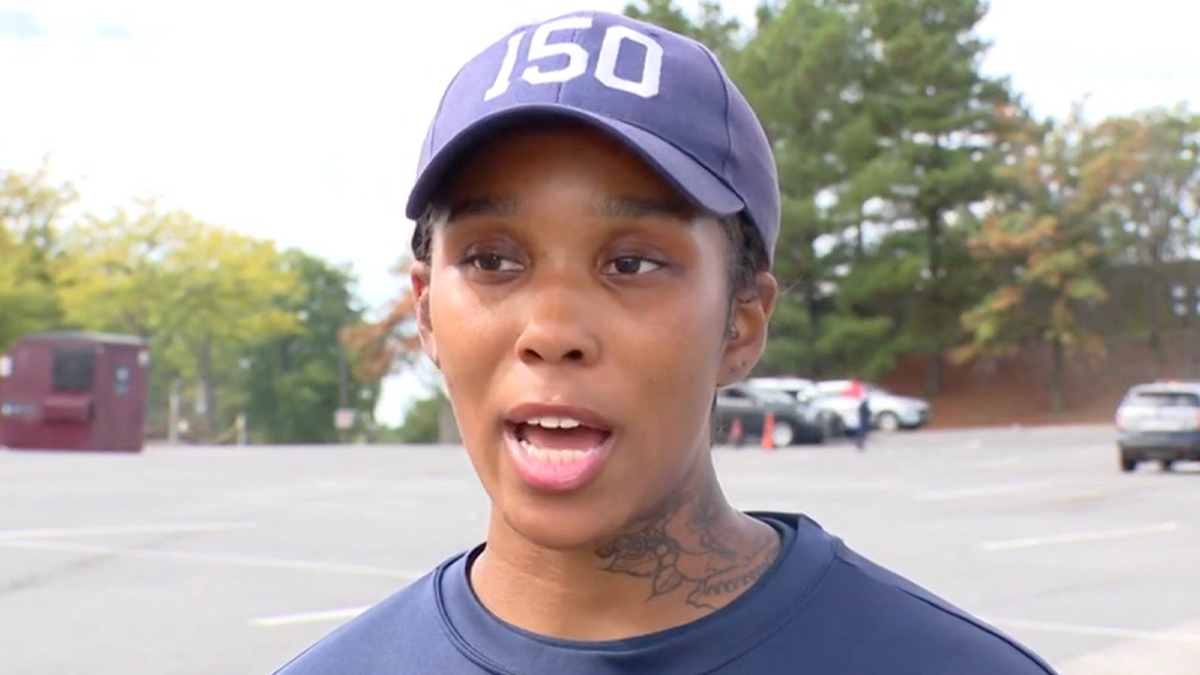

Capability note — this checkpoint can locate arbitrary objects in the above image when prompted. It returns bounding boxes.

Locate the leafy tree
[53,200,177,337]
[340,256,423,384]
[860,0,1017,394]
[0,162,76,273]
[0,164,76,350]
[1091,103,1200,355]
[623,0,742,57]
[734,0,881,378]
[954,101,1130,413]
[55,200,300,436]
[394,391,446,444]
[240,250,380,444]
[0,236,62,352]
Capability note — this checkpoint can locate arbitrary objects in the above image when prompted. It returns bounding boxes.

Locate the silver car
[813,380,931,432]
[750,377,931,432]
[1116,381,1200,472]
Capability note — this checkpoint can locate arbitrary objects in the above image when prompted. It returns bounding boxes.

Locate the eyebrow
[444,195,694,222]
[589,195,695,220]
[446,196,519,220]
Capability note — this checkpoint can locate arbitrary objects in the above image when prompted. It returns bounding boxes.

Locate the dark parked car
[1116,380,1200,472]
[712,383,834,447]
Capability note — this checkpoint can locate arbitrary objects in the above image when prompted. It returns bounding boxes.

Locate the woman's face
[413,124,773,550]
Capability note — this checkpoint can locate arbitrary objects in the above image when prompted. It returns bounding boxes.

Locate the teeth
[519,439,586,463]
[526,416,582,429]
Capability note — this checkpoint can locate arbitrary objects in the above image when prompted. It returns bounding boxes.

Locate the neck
[469,463,781,641]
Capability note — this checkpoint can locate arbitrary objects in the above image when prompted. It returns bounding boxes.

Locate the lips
[502,403,616,492]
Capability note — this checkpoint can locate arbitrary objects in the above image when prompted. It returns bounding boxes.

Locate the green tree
[392,391,446,444]
[55,200,300,436]
[954,101,1127,413]
[735,0,881,378]
[240,250,380,444]
[0,164,76,351]
[623,0,742,57]
[860,0,1017,395]
[1092,103,1200,356]
[0,235,61,352]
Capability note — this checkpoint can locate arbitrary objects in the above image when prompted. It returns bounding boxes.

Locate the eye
[605,256,664,276]
[464,252,522,273]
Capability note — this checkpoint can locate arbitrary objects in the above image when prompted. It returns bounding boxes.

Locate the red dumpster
[0,331,150,452]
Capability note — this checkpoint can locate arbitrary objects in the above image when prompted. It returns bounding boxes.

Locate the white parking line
[0,521,257,540]
[987,617,1200,645]
[253,606,370,627]
[914,480,1051,502]
[979,522,1181,552]
[0,538,425,579]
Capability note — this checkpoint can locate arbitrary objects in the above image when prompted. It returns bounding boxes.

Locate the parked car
[1115,380,1200,472]
[712,382,834,447]
[745,376,847,437]
[746,376,816,400]
[811,380,931,432]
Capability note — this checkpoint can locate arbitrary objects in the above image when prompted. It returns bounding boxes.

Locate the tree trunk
[337,343,349,443]
[924,352,942,399]
[802,234,821,378]
[1186,283,1198,379]
[1146,256,1162,359]
[198,333,216,437]
[168,378,181,445]
[1049,337,1066,415]
[924,207,944,398]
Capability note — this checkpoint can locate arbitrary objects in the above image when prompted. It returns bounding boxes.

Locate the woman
[272,10,1058,675]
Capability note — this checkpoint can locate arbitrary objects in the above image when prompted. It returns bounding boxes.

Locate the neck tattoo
[594,481,781,612]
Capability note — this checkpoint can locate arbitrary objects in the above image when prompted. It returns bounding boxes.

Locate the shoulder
[826,533,1057,673]
[270,563,458,675]
[759,515,1058,675]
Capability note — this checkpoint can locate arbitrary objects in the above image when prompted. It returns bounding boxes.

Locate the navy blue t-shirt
[273,513,1058,674]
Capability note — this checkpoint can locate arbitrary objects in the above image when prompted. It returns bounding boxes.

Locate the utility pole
[337,343,349,443]
[1170,283,1199,378]
[167,378,180,445]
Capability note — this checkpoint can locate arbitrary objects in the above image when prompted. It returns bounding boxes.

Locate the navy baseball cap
[405,10,780,266]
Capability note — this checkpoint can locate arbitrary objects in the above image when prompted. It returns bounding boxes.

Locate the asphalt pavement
[1,424,1197,674]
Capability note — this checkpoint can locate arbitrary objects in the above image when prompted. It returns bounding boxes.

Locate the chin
[494,490,629,553]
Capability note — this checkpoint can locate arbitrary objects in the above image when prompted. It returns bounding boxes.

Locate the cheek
[428,281,509,414]
[617,296,728,426]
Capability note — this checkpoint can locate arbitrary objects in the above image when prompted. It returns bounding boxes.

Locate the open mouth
[508,417,613,459]
[502,413,616,492]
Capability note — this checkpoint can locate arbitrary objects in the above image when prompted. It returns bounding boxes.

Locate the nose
[513,279,600,367]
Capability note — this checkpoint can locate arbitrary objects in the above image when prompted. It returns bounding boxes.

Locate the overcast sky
[2,0,1196,423]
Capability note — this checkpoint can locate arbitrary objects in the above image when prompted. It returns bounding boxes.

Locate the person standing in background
[846,378,870,450]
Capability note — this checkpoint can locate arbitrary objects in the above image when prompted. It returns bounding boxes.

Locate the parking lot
[1,425,1198,675]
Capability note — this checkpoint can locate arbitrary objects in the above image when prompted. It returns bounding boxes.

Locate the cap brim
[405,103,745,225]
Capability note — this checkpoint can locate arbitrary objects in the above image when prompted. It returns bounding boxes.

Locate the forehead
[436,121,694,215]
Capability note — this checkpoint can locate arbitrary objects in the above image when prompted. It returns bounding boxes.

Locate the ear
[717,272,778,387]
[410,261,439,369]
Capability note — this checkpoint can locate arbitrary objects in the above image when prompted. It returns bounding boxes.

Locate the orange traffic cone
[730,417,744,447]
[762,412,775,450]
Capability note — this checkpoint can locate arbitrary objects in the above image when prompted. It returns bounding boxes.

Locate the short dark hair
[410,207,768,301]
